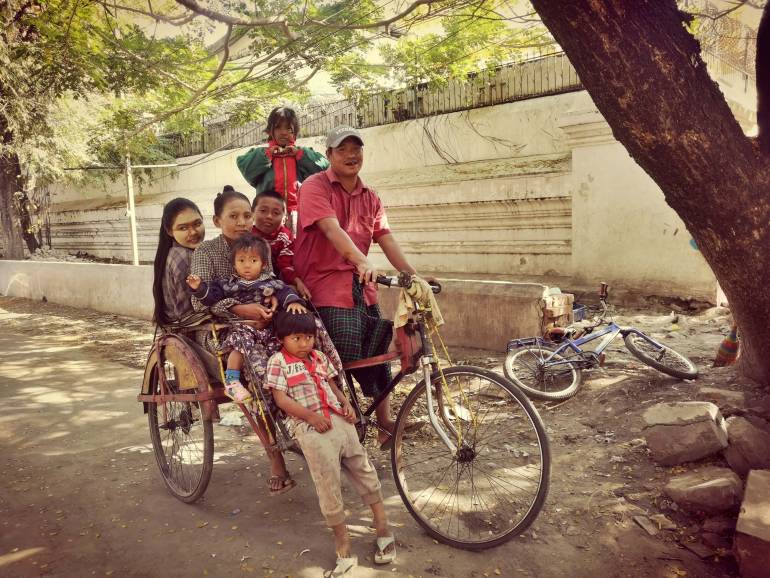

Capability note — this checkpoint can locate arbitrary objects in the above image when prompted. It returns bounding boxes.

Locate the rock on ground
[735,470,770,578]
[643,402,727,465]
[724,417,770,477]
[696,386,746,416]
[663,467,743,514]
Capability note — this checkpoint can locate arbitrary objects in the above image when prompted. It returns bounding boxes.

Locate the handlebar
[376,273,441,294]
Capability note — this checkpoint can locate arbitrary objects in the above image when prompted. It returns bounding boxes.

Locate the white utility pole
[123,155,178,266]
[125,153,140,266]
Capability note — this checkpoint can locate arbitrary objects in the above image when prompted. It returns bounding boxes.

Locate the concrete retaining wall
[0,261,548,350]
[0,261,153,320]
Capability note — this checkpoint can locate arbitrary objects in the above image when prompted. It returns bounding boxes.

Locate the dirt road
[0,296,749,577]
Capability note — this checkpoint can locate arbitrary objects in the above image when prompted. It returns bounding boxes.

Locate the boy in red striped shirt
[251,190,311,300]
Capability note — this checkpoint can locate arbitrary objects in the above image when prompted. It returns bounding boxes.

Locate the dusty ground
[0,295,762,578]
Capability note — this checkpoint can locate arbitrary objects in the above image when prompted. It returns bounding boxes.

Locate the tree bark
[530,0,770,384]
[0,151,26,260]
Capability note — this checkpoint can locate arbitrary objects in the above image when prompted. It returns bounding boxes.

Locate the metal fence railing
[165,52,583,158]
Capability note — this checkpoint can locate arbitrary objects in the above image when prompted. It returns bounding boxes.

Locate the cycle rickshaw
[138,273,550,550]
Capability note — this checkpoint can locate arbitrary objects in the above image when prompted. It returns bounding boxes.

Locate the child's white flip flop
[374,535,396,564]
[330,555,357,576]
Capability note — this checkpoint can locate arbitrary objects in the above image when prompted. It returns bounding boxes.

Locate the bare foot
[268,452,289,488]
[333,524,351,558]
[377,420,396,446]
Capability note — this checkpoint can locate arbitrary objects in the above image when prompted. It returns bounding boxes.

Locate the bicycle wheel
[504,344,582,401]
[624,332,698,380]
[148,367,214,503]
[391,366,550,550]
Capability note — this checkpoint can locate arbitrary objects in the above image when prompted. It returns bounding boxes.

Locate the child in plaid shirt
[265,312,396,575]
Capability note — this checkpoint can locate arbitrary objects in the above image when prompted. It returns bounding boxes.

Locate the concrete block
[643,402,728,465]
[724,417,770,477]
[378,278,550,350]
[735,470,770,578]
[663,467,743,514]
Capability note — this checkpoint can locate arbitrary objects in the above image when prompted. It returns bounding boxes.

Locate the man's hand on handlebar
[355,259,379,285]
[375,272,442,295]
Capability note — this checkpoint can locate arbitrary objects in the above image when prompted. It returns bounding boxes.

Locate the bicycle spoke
[393,368,549,547]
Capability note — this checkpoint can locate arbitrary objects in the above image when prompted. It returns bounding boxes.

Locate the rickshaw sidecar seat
[141,334,221,398]
[175,334,222,383]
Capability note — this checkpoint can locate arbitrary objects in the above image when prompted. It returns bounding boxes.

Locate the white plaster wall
[43,90,719,299]
[0,261,153,319]
[566,118,716,300]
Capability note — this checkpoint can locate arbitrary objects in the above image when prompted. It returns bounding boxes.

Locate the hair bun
[222,184,235,193]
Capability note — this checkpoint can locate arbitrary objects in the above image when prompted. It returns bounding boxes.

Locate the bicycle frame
[344,302,459,454]
[507,320,675,371]
[507,322,624,369]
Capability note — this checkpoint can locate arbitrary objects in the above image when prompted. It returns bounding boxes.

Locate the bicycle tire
[504,344,582,401]
[391,366,550,550]
[624,332,698,380]
[148,367,214,503]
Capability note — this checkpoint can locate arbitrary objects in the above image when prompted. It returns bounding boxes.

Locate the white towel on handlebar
[393,277,444,329]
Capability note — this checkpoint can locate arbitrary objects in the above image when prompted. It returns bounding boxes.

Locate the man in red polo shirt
[295,126,422,449]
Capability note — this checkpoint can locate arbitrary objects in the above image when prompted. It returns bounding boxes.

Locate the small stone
[565,525,580,536]
[650,514,677,531]
[681,540,715,559]
[633,515,659,536]
[663,467,743,514]
[701,531,731,551]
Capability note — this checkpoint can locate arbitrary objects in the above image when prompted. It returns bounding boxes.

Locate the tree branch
[173,0,297,39]
[307,0,451,30]
[127,24,233,139]
[96,1,197,26]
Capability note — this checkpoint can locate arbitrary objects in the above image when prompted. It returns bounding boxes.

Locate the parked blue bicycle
[504,283,698,401]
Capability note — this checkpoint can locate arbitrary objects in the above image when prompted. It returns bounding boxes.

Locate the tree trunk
[14,189,40,254]
[0,151,26,260]
[530,0,770,384]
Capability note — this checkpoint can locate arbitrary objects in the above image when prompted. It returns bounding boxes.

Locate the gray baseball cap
[326,126,364,148]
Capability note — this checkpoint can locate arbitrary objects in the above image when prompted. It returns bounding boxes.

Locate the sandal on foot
[379,419,425,449]
[224,381,252,403]
[374,535,396,565]
[379,434,394,451]
[330,556,357,577]
[268,475,296,496]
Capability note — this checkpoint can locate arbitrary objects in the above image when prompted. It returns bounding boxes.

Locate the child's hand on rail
[341,400,357,424]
